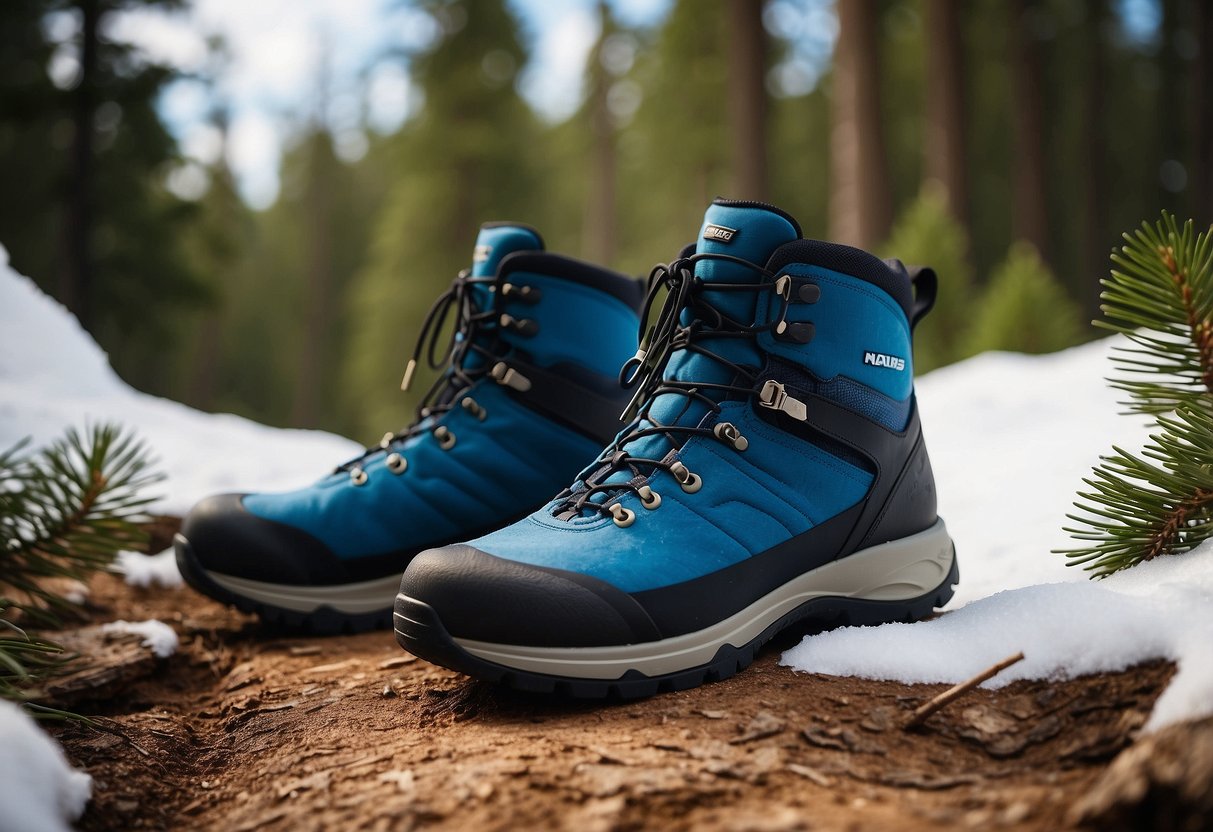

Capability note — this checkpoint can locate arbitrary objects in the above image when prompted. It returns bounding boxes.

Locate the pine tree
[0,424,160,712]
[961,241,1086,356]
[1060,214,1213,577]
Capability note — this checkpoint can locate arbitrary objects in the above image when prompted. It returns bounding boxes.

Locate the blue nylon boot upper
[238,223,642,563]
[464,200,917,593]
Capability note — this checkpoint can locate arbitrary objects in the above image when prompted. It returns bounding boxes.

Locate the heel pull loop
[907,266,937,331]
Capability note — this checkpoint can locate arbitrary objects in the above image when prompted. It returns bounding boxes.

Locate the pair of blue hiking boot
[175,199,958,697]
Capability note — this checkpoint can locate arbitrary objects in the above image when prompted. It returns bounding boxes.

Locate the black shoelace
[555,252,778,519]
[337,269,501,471]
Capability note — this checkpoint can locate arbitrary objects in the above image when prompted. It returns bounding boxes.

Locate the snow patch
[0,700,92,832]
[101,619,179,659]
[0,245,363,516]
[115,548,183,589]
[783,339,1213,730]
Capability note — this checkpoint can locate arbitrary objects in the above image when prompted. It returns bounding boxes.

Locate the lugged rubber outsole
[393,544,960,698]
[174,534,392,635]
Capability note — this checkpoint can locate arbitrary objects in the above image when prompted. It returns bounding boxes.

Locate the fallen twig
[904,651,1026,730]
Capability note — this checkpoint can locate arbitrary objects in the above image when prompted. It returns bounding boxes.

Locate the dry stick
[903,651,1026,730]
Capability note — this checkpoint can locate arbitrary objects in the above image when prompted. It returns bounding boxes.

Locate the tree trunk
[727,0,768,201]
[290,133,336,429]
[1158,0,1184,213]
[923,0,967,225]
[582,1,617,265]
[1008,0,1050,260]
[829,0,891,249]
[1079,4,1107,318]
[1195,0,1213,225]
[61,0,100,328]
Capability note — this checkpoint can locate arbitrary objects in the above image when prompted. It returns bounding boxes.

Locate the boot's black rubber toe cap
[399,545,661,648]
[179,493,344,585]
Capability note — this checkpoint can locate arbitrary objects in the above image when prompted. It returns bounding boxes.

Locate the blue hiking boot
[174,222,643,633]
[395,199,958,695]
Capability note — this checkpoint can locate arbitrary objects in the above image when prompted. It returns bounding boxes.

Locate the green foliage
[1059,214,1213,577]
[1099,215,1213,415]
[961,241,1086,355]
[0,423,160,711]
[880,183,975,371]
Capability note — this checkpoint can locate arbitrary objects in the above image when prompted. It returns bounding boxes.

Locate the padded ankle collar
[766,239,914,320]
[498,251,644,312]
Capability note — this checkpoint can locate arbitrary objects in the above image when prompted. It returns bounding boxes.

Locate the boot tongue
[659,200,800,395]
[470,222,544,278]
[692,200,801,316]
[590,201,799,493]
[455,223,543,380]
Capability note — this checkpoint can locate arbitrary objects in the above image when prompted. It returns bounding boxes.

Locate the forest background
[2,0,1209,442]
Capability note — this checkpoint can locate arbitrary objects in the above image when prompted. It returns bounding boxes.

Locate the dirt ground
[45,541,1177,832]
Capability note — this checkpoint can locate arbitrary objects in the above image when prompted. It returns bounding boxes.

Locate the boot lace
[337,269,502,471]
[555,252,779,520]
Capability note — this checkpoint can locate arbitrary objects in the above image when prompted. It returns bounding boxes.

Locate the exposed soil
[46,544,1178,832]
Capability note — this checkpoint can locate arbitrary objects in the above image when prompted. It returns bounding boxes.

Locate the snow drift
[0,245,362,515]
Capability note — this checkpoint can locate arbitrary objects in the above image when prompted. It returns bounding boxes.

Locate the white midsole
[448,518,955,679]
[206,570,400,615]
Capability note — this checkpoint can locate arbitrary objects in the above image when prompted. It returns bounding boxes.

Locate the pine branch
[0,424,161,716]
[1099,213,1213,415]
[1062,213,1213,577]
[1058,405,1213,577]
[1,424,162,625]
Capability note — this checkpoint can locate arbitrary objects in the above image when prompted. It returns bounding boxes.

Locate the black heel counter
[861,427,939,548]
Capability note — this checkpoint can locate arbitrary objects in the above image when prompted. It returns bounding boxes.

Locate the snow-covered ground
[782,341,1213,731]
[2,246,1212,739]
[0,246,361,516]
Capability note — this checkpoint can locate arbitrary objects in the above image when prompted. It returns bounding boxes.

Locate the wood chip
[730,711,785,744]
[378,655,418,669]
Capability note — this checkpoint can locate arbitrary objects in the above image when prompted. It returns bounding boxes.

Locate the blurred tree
[881,183,975,371]
[1195,0,1213,224]
[830,0,891,249]
[615,0,731,274]
[582,1,620,266]
[1079,1,1108,318]
[728,0,769,200]
[0,0,206,397]
[961,241,1084,356]
[343,0,538,438]
[1007,0,1050,262]
[923,0,967,225]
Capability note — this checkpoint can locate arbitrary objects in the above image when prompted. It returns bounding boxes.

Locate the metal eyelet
[461,397,487,421]
[385,453,407,474]
[379,432,395,449]
[501,283,542,304]
[609,504,636,528]
[350,467,368,486]
[712,421,749,451]
[434,426,456,450]
[637,485,661,510]
[499,314,539,337]
[669,461,702,494]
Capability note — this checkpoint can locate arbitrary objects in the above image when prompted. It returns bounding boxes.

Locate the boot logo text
[473,245,492,263]
[703,224,738,243]
[863,351,906,371]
